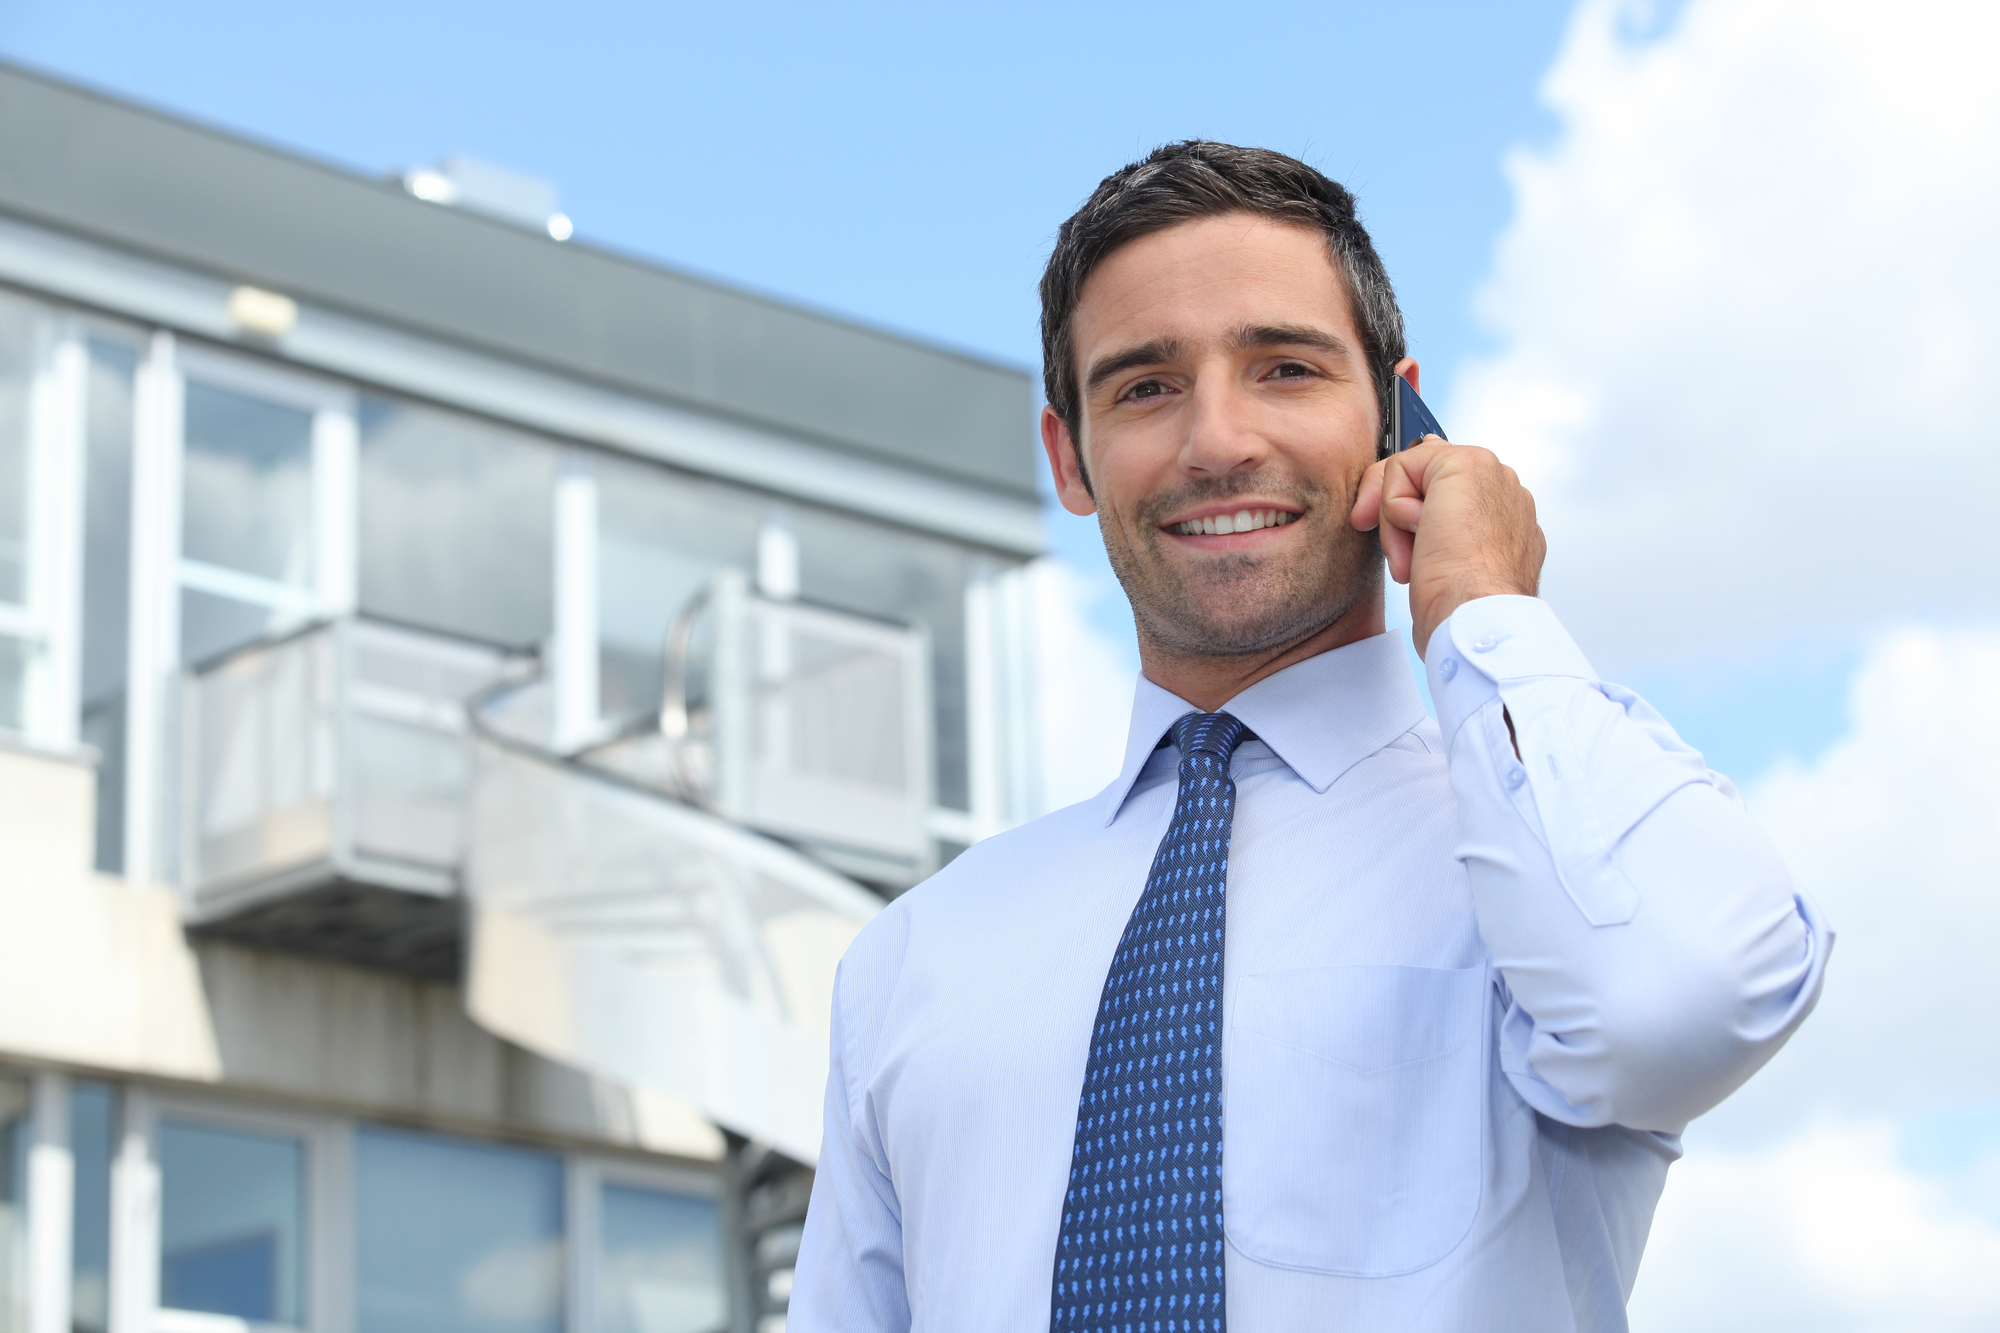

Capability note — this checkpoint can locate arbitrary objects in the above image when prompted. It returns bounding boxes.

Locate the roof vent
[400,155,573,241]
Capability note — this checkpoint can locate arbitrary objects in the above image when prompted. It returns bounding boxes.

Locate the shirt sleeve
[1426,595,1832,1134]
[788,957,911,1333]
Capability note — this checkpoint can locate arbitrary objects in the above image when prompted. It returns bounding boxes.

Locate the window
[0,294,45,737]
[0,296,33,610]
[358,397,555,649]
[593,451,760,724]
[0,1075,27,1333]
[157,1119,307,1327]
[355,1127,563,1333]
[178,379,317,667]
[597,1181,724,1333]
[792,507,973,811]
[69,1082,116,1333]
[0,639,26,736]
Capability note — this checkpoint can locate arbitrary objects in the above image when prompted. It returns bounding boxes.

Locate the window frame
[567,1154,723,1333]
[137,1088,352,1333]
[0,295,87,753]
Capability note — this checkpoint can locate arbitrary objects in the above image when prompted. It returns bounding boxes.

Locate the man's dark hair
[1039,141,1406,486]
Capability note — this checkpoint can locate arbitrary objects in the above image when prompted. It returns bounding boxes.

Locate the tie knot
[1170,711,1250,764]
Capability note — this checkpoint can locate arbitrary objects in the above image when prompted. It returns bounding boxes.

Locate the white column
[26,1073,73,1333]
[106,1091,157,1333]
[550,457,600,753]
[311,401,359,620]
[993,560,1040,827]
[123,333,181,887]
[27,330,86,752]
[962,558,1002,842]
[755,510,799,603]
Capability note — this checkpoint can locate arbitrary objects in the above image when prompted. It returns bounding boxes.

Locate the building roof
[0,60,1039,500]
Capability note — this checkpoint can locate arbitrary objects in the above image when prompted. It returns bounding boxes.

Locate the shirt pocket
[1225,963,1487,1277]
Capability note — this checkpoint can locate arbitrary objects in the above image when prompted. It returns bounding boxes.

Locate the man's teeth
[1170,509,1301,537]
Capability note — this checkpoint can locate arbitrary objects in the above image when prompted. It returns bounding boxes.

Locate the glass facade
[594,450,760,724]
[793,506,974,812]
[0,1076,27,1333]
[158,1119,306,1326]
[0,294,34,610]
[181,382,315,589]
[358,396,555,650]
[68,1083,115,1333]
[355,1127,564,1333]
[598,1183,724,1333]
[178,380,316,667]
[0,638,26,736]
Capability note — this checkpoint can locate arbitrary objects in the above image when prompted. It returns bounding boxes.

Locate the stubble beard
[1101,470,1382,660]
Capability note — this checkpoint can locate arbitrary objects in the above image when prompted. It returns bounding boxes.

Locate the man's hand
[1351,438,1546,657]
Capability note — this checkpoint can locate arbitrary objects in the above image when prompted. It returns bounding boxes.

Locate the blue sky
[0,0,1842,781]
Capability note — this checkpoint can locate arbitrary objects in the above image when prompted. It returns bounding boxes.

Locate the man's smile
[1160,502,1304,545]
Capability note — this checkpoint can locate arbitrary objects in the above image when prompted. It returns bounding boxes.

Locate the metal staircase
[178,575,935,1330]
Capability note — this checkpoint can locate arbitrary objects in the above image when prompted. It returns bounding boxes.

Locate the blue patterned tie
[1051,710,1250,1333]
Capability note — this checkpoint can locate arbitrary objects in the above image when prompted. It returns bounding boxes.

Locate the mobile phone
[1384,375,1448,455]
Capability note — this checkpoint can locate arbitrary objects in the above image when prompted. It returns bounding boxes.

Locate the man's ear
[1394,357,1420,395]
[1041,406,1098,517]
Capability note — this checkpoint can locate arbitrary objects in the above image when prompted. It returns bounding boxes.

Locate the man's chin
[1139,596,1348,659]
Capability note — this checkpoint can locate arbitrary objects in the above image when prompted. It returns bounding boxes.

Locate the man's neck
[1136,600,1388,713]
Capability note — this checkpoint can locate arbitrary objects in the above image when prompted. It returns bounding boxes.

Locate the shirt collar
[1093,631,1428,826]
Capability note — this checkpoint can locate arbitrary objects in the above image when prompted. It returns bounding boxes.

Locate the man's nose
[1178,376,1270,479]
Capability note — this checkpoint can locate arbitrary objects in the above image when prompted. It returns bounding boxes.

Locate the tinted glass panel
[82,341,137,871]
[69,1083,116,1333]
[182,381,314,586]
[180,588,286,669]
[355,1127,563,1333]
[599,1183,723,1333]
[0,295,37,607]
[358,397,555,649]
[0,637,29,734]
[158,1120,306,1326]
[792,509,970,810]
[0,1075,28,1333]
[595,453,760,723]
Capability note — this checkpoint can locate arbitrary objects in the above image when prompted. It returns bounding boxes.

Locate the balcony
[180,584,931,987]
[181,618,519,979]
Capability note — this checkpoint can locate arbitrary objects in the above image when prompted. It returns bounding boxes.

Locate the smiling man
[791,142,1829,1332]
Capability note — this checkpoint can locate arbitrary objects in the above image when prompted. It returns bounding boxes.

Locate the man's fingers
[1350,457,1389,531]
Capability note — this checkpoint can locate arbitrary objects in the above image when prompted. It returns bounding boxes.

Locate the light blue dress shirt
[792,596,1830,1332]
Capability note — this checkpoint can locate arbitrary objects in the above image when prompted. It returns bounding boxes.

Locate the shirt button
[1438,657,1458,682]
[1505,765,1527,790]
[1473,634,1501,653]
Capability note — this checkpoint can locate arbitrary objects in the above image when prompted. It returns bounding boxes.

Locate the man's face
[1044,213,1386,658]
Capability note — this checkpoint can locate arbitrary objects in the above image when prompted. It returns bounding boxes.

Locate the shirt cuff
[1424,596,1599,744]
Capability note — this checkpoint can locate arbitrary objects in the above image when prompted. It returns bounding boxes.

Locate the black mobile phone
[1384,375,1448,455]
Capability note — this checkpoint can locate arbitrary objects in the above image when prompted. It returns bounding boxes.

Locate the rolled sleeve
[1426,596,1832,1132]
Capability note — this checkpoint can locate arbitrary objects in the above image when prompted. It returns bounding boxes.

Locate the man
[791,142,1828,1331]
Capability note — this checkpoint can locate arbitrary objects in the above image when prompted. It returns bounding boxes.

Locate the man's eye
[1123,379,1169,401]
[1269,362,1316,380]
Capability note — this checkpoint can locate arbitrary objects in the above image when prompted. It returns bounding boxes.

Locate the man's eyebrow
[1083,339,1186,395]
[1231,323,1355,358]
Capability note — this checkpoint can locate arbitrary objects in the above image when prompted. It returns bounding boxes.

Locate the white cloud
[1028,556,1138,814]
[1634,1119,2000,1333]
[1462,6,2000,1317]
[1453,0,2000,670]
[1626,627,2000,1327]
